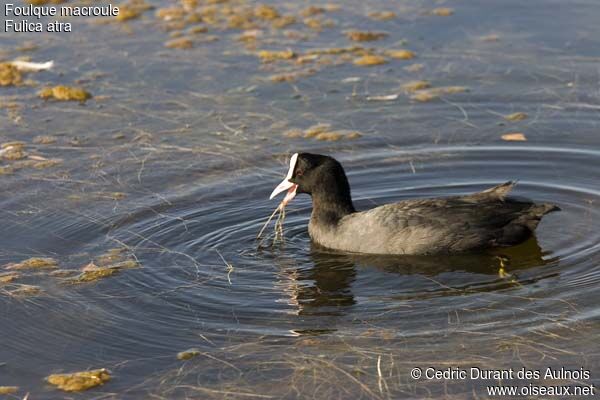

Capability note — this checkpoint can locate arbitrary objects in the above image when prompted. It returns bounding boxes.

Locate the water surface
[1,0,599,398]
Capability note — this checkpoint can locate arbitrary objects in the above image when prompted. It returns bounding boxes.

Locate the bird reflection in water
[272,235,558,320]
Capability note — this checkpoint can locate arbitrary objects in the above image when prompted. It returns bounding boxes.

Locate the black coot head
[290,153,346,196]
[270,153,353,208]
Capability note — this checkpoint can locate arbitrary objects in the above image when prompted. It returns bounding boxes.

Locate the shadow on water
[273,236,559,318]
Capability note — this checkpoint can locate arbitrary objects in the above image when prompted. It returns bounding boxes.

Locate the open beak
[270,180,298,205]
[270,179,295,199]
[269,153,299,205]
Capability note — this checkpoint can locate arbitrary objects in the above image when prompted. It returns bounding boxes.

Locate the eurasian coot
[270,153,559,255]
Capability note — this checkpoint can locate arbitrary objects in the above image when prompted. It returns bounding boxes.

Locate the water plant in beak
[257,153,299,244]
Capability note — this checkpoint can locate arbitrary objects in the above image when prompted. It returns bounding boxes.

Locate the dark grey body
[308,182,558,255]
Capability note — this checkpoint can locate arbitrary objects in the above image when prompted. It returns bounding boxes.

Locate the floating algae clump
[272,15,296,28]
[177,348,201,360]
[368,11,396,20]
[9,157,62,170]
[181,0,197,8]
[69,264,119,283]
[315,132,344,141]
[115,4,147,22]
[410,91,439,102]
[69,258,138,283]
[346,31,388,42]
[505,112,528,121]
[301,125,361,141]
[33,135,58,144]
[316,131,362,141]
[283,129,304,138]
[432,7,454,16]
[1,141,26,150]
[270,68,316,82]
[5,257,58,270]
[0,387,19,395]
[228,14,256,30]
[300,6,326,17]
[96,248,128,265]
[0,63,23,86]
[165,37,194,49]
[254,4,279,20]
[32,158,63,169]
[258,49,295,62]
[156,7,187,21]
[304,124,331,138]
[402,80,431,92]
[0,166,14,175]
[354,55,387,66]
[303,18,330,31]
[46,369,111,392]
[189,25,208,34]
[345,131,362,140]
[438,86,468,94]
[305,46,364,56]
[0,142,27,160]
[0,272,20,284]
[39,86,92,102]
[386,49,415,59]
[69,191,128,202]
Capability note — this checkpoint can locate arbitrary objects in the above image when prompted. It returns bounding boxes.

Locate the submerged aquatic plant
[71,266,119,283]
[4,257,58,270]
[69,259,139,284]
